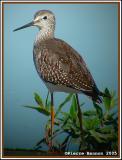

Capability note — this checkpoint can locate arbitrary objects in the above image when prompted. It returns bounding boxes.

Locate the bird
[13,10,107,148]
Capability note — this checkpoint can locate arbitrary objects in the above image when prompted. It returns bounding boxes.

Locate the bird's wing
[34,38,99,95]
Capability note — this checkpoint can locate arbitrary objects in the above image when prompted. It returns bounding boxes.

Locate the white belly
[44,81,81,94]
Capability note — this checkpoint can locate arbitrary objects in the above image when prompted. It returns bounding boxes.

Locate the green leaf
[61,135,70,151]
[83,110,96,117]
[91,130,114,142]
[110,97,118,108]
[45,101,51,111]
[110,91,118,108]
[61,115,70,128]
[63,126,71,133]
[61,111,70,117]
[24,105,50,116]
[70,95,77,120]
[104,118,117,125]
[83,118,100,130]
[97,126,112,134]
[110,111,117,118]
[59,112,71,126]
[54,120,60,126]
[57,117,64,122]
[103,89,118,111]
[34,93,44,107]
[55,93,73,117]
[93,102,103,120]
[104,113,114,121]
[45,91,50,107]
[103,88,111,110]
[90,130,105,143]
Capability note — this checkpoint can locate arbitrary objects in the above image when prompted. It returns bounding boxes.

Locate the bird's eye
[43,16,47,20]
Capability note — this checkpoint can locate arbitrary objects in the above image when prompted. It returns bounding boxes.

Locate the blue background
[4,3,118,150]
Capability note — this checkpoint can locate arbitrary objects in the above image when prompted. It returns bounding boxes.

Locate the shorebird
[14,10,107,147]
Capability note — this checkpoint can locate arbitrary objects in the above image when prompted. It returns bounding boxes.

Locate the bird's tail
[95,91,111,104]
[95,96,102,104]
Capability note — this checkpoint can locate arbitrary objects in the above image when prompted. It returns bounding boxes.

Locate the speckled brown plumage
[33,38,101,102]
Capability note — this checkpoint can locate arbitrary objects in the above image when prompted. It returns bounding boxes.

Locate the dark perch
[3,148,64,156]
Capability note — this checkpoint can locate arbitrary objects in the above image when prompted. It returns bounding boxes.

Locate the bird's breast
[33,43,59,81]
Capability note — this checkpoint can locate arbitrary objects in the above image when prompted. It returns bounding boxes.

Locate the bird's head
[13,10,55,32]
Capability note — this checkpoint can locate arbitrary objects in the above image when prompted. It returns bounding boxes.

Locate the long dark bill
[13,21,34,32]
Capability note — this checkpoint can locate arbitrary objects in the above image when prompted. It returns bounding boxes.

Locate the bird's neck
[35,27,55,43]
